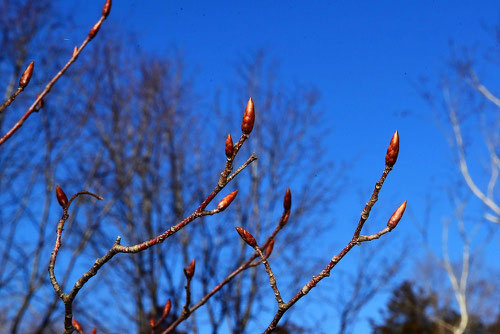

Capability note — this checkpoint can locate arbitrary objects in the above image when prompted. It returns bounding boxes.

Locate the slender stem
[254,246,284,307]
[182,278,193,317]
[50,153,256,333]
[357,227,391,242]
[48,210,69,300]
[0,87,23,114]
[227,154,257,183]
[163,207,289,333]
[263,165,394,333]
[0,17,106,147]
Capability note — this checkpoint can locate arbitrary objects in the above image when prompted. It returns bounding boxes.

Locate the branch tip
[184,259,196,280]
[55,185,68,208]
[283,188,292,212]
[241,97,255,134]
[216,190,238,211]
[102,0,112,18]
[19,61,34,88]
[387,200,407,230]
[225,133,234,158]
[385,130,400,167]
[72,318,83,332]
[235,226,257,247]
[162,299,172,318]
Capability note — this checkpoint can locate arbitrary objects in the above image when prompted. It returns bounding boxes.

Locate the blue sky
[54,1,499,332]
[64,0,498,194]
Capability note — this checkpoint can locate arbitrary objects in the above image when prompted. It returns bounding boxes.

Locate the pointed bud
[283,188,291,212]
[225,134,234,158]
[91,329,97,334]
[265,239,275,257]
[19,61,34,89]
[72,319,83,332]
[162,299,172,319]
[217,190,238,211]
[73,46,78,58]
[235,227,257,247]
[385,131,400,167]
[149,317,156,328]
[88,21,102,39]
[102,0,112,18]
[55,185,69,208]
[35,94,44,110]
[184,259,196,280]
[387,201,407,230]
[241,98,255,134]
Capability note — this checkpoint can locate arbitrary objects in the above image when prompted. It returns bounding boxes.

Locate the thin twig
[444,87,500,218]
[263,165,396,333]
[50,149,256,332]
[468,70,500,107]
[357,226,391,242]
[0,16,107,146]
[163,203,290,333]
[254,245,284,307]
[0,87,23,114]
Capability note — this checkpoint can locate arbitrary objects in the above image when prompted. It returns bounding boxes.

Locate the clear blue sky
[57,1,499,332]
[63,0,499,197]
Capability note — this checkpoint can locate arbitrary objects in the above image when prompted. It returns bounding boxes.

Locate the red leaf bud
[265,239,275,257]
[91,329,97,334]
[385,131,400,167]
[241,97,255,134]
[19,61,34,89]
[387,201,407,230]
[162,299,172,318]
[217,190,238,211]
[102,0,112,18]
[89,21,102,39]
[283,188,291,212]
[225,134,234,158]
[184,259,196,280]
[235,227,257,247]
[149,317,156,328]
[73,46,78,58]
[55,185,68,208]
[72,319,83,332]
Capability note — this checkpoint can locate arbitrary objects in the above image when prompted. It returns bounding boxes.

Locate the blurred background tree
[410,25,499,334]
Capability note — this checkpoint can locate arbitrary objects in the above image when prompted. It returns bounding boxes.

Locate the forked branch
[232,131,406,333]
[50,98,257,333]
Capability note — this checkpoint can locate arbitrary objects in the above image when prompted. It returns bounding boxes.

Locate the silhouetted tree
[372,281,500,334]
